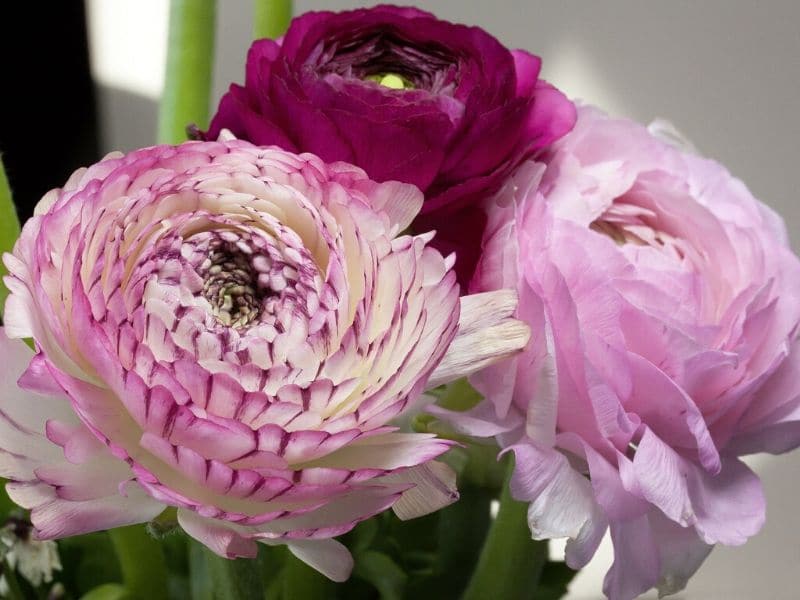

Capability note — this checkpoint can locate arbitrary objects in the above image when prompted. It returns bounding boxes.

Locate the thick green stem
[0,158,21,318]
[253,0,292,40]
[158,0,217,144]
[461,459,549,600]
[196,545,265,600]
[282,552,333,599]
[108,525,169,600]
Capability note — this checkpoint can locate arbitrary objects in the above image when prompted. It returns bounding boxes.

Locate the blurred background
[1,1,798,598]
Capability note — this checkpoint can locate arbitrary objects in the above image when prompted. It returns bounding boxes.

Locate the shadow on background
[0,0,99,222]
[95,85,158,154]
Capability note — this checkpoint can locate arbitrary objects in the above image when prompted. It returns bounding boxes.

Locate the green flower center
[365,72,415,90]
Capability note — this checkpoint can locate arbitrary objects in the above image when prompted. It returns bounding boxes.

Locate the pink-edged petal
[263,484,407,536]
[177,509,258,559]
[0,332,78,479]
[10,480,164,539]
[17,354,65,397]
[308,433,452,471]
[354,179,423,235]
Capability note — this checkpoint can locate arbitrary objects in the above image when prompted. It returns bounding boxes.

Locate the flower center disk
[184,231,275,330]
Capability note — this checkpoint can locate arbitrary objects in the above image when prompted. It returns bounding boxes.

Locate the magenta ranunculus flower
[454,106,800,599]
[0,140,529,580]
[204,5,576,283]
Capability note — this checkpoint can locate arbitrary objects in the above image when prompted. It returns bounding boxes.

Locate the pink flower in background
[460,106,800,599]
[0,140,528,580]
[204,5,576,284]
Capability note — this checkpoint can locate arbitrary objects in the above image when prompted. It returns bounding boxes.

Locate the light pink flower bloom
[460,106,800,599]
[0,140,528,580]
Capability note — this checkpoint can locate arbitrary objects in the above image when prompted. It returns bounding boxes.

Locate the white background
[86,1,800,598]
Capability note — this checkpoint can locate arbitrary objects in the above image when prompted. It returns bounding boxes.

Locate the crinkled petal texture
[204,5,576,284]
[0,140,465,579]
[469,106,800,600]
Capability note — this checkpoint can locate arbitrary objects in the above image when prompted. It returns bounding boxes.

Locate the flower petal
[427,290,530,387]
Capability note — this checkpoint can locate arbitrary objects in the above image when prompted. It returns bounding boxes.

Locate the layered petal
[205,5,576,283]
[466,105,800,599]
[1,138,529,580]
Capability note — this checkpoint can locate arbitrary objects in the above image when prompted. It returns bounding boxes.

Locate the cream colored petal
[427,290,530,388]
[385,461,458,521]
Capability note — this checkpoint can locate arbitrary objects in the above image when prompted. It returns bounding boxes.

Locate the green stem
[198,545,265,600]
[108,525,169,600]
[157,0,217,144]
[461,459,549,600]
[282,552,333,599]
[0,158,21,318]
[2,559,25,600]
[253,0,292,40]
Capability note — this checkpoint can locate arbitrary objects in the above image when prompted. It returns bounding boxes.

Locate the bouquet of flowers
[1,3,798,600]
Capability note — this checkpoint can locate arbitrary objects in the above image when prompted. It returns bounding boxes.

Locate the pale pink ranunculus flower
[0,140,528,580]
[457,106,800,599]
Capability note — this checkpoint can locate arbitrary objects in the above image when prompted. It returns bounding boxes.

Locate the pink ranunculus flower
[0,140,529,580]
[204,5,576,285]
[458,106,800,599]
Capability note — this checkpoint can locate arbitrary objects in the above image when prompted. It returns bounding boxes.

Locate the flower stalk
[157,0,217,144]
[108,525,169,600]
[196,544,265,600]
[281,552,334,598]
[253,0,292,40]
[461,457,548,600]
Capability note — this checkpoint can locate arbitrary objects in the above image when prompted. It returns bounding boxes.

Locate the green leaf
[353,551,407,600]
[0,481,17,521]
[253,0,292,40]
[58,533,123,597]
[0,157,21,318]
[158,0,217,144]
[80,583,135,600]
